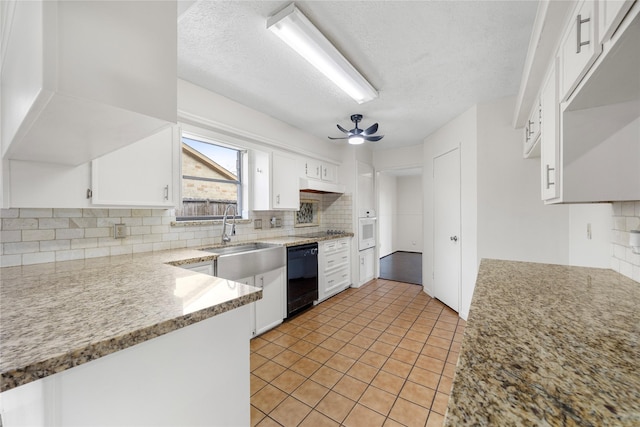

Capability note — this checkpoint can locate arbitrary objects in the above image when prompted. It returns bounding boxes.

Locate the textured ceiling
[178,1,538,151]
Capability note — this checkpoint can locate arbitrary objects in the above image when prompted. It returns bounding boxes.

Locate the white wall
[373,145,424,259]
[476,97,571,264]
[396,175,423,253]
[422,96,615,320]
[378,173,396,258]
[178,79,344,164]
[373,144,423,171]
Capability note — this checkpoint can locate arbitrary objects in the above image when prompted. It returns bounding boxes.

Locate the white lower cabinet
[239,267,285,337]
[359,247,375,286]
[318,238,351,303]
[0,306,251,427]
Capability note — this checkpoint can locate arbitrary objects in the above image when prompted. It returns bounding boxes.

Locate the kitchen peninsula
[445,259,640,426]
[0,232,353,426]
[0,248,261,426]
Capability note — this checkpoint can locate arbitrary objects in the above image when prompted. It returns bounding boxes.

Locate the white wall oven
[358,217,376,250]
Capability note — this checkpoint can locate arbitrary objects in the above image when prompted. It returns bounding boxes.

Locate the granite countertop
[258,232,353,247]
[0,248,261,393]
[0,233,352,393]
[445,259,640,426]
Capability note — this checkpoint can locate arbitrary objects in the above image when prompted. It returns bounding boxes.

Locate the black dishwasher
[286,243,318,317]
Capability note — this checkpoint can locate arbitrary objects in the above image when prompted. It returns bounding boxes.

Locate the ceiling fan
[328,114,384,145]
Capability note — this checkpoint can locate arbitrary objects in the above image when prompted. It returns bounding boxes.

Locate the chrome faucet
[221,204,237,244]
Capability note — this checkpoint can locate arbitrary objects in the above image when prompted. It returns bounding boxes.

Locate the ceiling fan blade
[328,136,349,140]
[364,135,384,142]
[336,124,350,134]
[363,123,378,135]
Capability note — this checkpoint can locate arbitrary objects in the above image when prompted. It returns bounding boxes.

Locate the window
[177,134,243,221]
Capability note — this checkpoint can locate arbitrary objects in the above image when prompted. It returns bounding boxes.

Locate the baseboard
[380,250,422,259]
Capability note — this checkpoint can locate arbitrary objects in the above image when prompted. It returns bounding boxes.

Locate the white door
[433,148,460,312]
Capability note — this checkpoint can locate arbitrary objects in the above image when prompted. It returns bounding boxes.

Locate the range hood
[299,177,345,194]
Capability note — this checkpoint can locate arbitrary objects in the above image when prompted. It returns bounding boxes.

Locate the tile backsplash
[0,193,352,267]
[611,201,640,282]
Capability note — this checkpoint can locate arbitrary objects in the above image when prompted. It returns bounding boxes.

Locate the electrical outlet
[114,224,127,239]
[254,219,262,229]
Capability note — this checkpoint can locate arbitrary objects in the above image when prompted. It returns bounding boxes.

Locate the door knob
[450,236,458,242]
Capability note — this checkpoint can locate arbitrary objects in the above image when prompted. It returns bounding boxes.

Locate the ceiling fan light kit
[267,3,378,104]
[329,114,384,144]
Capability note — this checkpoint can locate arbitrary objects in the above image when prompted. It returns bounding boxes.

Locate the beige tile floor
[250,279,466,427]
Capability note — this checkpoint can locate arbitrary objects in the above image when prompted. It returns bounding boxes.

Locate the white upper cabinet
[558,0,602,102]
[304,159,337,182]
[6,127,180,208]
[518,0,640,204]
[1,0,177,166]
[523,98,541,158]
[598,0,635,44]
[91,127,180,207]
[540,63,561,202]
[252,150,300,210]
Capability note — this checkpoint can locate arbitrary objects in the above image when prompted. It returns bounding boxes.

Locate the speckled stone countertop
[0,248,262,393]
[445,259,640,426]
[258,232,353,247]
[0,234,352,393]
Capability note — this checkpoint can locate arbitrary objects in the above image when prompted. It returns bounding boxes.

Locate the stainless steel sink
[203,243,285,281]
[203,243,280,256]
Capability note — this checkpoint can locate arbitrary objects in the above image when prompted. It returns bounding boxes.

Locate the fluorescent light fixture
[267,3,378,104]
[349,135,365,145]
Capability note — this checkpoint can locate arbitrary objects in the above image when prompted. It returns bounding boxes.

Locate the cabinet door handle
[450,236,458,242]
[528,120,534,137]
[576,14,591,54]
[164,185,169,200]
[525,126,530,142]
[323,167,326,177]
[316,166,320,176]
[276,194,280,205]
[545,164,556,188]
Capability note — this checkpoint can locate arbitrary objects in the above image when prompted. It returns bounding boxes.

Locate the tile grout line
[251,280,462,427]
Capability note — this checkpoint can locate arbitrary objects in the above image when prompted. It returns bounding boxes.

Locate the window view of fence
[177,136,242,220]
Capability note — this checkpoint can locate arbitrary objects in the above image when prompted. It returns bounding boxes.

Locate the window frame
[176,132,246,222]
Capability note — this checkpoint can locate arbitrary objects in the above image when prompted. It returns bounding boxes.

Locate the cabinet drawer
[325,250,349,271]
[325,267,350,293]
[323,238,349,255]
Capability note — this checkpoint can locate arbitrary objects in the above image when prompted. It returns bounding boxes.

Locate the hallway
[379,252,422,285]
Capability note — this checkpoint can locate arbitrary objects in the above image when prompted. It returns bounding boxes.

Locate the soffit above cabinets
[1,0,177,166]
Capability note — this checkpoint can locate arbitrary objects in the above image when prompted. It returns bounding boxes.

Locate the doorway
[377,168,423,285]
[379,251,422,284]
[433,148,460,312]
